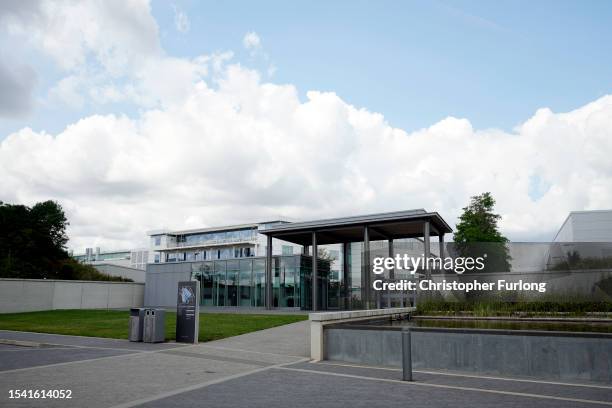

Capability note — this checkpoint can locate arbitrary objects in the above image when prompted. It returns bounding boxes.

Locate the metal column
[402,328,413,381]
[265,234,272,310]
[312,231,318,312]
[388,239,394,308]
[423,221,431,279]
[363,225,370,309]
[342,242,351,310]
[438,233,445,260]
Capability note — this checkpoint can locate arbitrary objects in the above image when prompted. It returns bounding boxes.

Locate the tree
[453,192,511,272]
[0,200,69,278]
[0,200,129,281]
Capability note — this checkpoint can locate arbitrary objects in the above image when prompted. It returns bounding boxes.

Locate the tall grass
[416,298,612,317]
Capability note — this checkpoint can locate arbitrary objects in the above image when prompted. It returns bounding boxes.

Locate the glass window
[196,262,214,306]
[220,248,231,259]
[253,258,266,307]
[213,261,226,306]
[239,259,252,307]
[282,245,293,256]
[154,236,161,246]
[280,256,297,307]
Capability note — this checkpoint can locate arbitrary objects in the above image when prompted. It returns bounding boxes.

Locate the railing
[169,236,258,249]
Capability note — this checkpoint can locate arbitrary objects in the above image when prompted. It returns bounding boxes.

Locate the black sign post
[176,281,200,343]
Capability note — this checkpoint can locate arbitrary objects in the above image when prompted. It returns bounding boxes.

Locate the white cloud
[0,59,37,118]
[3,0,161,73]
[1,0,175,110]
[243,31,262,55]
[1,1,612,252]
[48,75,86,109]
[267,63,277,77]
[2,62,612,250]
[172,5,190,34]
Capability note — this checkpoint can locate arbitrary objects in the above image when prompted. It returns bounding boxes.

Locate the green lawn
[0,310,307,342]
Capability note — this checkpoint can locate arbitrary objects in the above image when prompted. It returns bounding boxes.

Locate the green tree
[0,200,129,281]
[0,200,69,278]
[453,192,511,272]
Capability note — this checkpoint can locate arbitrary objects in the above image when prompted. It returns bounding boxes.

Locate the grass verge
[0,309,307,342]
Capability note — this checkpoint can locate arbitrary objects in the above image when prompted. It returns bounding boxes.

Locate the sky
[0,0,611,251]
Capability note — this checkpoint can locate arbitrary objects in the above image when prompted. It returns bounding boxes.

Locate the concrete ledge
[310,307,414,322]
[309,307,415,361]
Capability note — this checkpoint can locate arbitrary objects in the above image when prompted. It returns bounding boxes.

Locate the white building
[553,210,612,242]
[148,221,304,264]
[72,247,149,282]
[74,247,150,270]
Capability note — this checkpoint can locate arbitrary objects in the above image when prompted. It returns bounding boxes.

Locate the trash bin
[143,308,165,343]
[128,308,145,342]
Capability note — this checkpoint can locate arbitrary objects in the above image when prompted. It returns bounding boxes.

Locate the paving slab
[0,323,309,408]
[0,346,135,371]
[0,330,183,351]
[135,366,608,408]
[203,320,310,357]
[0,347,269,408]
[179,343,304,365]
[288,361,612,402]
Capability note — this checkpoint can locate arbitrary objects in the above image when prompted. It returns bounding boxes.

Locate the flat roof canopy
[260,209,452,246]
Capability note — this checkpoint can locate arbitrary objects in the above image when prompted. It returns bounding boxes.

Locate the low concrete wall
[0,278,144,313]
[325,326,612,383]
[309,307,415,361]
[93,263,145,283]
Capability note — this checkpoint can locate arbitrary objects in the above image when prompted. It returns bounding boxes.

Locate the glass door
[213,261,226,306]
[226,260,239,307]
[239,259,253,307]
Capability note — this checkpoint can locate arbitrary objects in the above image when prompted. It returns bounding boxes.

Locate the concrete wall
[0,279,144,313]
[145,262,192,307]
[325,327,612,383]
[93,263,146,282]
[309,308,415,361]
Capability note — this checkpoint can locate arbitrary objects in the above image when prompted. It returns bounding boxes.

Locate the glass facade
[166,245,254,263]
[191,255,330,310]
[177,228,258,247]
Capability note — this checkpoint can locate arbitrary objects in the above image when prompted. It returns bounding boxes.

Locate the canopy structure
[260,209,452,310]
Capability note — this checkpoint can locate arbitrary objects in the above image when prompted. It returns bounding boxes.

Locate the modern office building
[148,221,304,263]
[74,247,150,270]
[145,209,452,311]
[73,247,149,282]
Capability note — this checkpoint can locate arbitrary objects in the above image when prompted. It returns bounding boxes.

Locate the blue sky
[2,0,612,138]
[1,0,611,248]
[158,0,612,130]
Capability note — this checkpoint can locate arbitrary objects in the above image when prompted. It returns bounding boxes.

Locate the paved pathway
[1,323,611,408]
[0,323,310,408]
